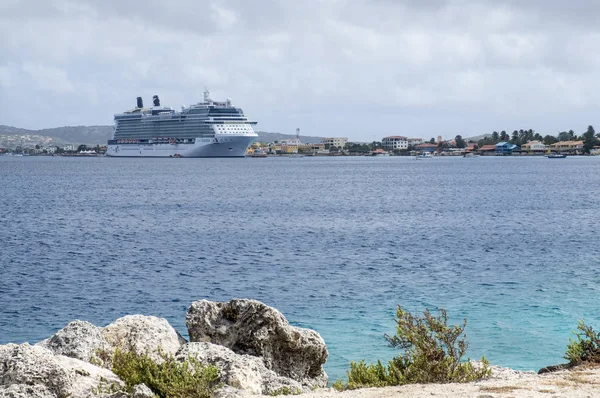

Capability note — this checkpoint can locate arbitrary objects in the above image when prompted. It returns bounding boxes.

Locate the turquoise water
[0,155,599,381]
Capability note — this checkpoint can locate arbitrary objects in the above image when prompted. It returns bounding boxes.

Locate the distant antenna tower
[296,128,300,140]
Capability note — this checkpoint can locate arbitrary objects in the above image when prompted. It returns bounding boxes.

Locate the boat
[251,148,268,158]
[463,152,479,158]
[416,152,433,159]
[370,149,390,156]
[106,89,258,157]
[546,154,567,159]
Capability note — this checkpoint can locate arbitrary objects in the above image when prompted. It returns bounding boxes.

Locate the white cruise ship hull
[106,135,256,158]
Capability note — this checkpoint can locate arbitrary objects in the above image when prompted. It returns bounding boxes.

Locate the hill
[465,133,492,142]
[0,125,114,147]
[0,125,326,148]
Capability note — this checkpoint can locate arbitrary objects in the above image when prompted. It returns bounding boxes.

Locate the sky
[2,0,600,141]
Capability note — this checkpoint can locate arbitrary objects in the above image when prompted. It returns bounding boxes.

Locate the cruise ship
[106,89,258,157]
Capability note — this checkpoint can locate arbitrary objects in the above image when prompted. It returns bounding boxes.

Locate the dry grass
[550,379,572,388]
[479,385,525,393]
[538,388,556,393]
[565,374,597,385]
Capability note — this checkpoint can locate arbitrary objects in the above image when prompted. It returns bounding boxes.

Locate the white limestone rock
[36,320,109,364]
[211,385,253,398]
[0,384,54,398]
[177,342,303,395]
[131,383,155,398]
[0,343,123,398]
[186,299,328,388]
[0,343,73,397]
[102,315,185,363]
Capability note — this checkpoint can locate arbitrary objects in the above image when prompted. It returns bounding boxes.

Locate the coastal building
[550,140,584,154]
[591,146,600,156]
[382,136,408,150]
[407,138,423,146]
[279,138,302,154]
[415,143,437,153]
[521,140,548,153]
[478,144,497,155]
[495,142,517,155]
[321,137,348,149]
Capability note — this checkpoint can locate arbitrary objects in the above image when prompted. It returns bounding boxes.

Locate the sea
[0,155,598,382]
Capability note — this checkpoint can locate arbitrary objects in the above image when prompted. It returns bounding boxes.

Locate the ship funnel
[152,95,160,106]
[136,97,143,108]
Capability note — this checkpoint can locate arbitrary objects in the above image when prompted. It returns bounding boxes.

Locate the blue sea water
[0,155,599,382]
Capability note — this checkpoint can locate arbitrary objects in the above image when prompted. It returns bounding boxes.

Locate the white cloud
[21,63,74,94]
[1,0,600,140]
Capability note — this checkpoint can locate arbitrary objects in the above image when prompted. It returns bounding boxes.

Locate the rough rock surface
[211,385,253,398]
[36,320,109,363]
[186,299,328,387]
[131,383,155,398]
[0,343,72,397]
[0,343,123,398]
[177,342,303,395]
[0,384,54,398]
[103,315,186,362]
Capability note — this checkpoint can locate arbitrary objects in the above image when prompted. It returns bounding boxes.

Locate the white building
[407,138,423,146]
[280,138,302,146]
[321,137,348,149]
[382,136,408,150]
[521,140,548,152]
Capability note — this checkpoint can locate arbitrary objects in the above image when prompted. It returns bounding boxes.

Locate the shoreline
[2,299,599,398]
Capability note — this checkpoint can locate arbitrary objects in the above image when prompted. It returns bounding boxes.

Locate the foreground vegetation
[99,348,221,398]
[332,306,491,390]
[565,320,600,365]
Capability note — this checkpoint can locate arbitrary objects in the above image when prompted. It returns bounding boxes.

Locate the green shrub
[268,386,301,395]
[110,348,221,398]
[334,306,491,390]
[565,319,600,365]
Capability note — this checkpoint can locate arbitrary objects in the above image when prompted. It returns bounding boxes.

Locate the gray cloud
[1,0,600,140]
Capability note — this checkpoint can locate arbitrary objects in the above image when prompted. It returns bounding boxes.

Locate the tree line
[450,126,599,154]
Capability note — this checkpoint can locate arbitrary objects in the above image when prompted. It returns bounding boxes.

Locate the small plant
[565,319,600,365]
[268,386,301,396]
[333,306,491,390]
[110,348,221,398]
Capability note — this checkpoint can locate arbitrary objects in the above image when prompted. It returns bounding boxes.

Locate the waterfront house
[371,148,390,156]
[521,140,548,154]
[478,144,497,155]
[321,137,348,149]
[407,138,423,146]
[495,142,517,155]
[591,146,600,156]
[550,140,584,154]
[415,143,437,153]
[382,136,408,150]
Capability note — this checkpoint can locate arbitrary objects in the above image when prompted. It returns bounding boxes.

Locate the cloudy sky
[1,0,600,141]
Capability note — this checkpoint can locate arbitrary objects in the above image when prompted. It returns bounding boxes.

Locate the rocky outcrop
[102,315,186,363]
[36,320,109,363]
[0,343,123,398]
[177,342,303,395]
[2,299,330,397]
[212,385,253,398]
[131,383,155,398]
[186,299,328,388]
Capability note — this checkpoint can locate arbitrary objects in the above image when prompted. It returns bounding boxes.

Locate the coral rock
[186,299,328,388]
